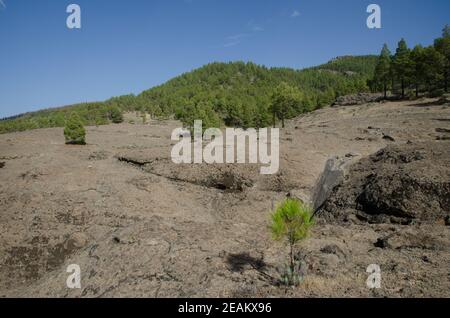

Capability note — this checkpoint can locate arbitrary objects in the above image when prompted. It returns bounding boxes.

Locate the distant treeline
[0,102,123,134]
[0,55,377,134]
[0,114,25,121]
[370,25,450,98]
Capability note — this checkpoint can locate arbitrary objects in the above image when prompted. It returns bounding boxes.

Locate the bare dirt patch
[0,99,449,297]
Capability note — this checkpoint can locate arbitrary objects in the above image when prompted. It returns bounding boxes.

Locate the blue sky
[0,0,449,118]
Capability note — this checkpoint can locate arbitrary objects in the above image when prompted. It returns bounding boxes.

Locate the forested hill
[0,55,377,134]
[313,55,379,74]
[136,55,377,128]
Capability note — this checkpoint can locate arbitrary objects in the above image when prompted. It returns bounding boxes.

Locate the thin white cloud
[226,33,250,41]
[248,20,264,32]
[223,33,251,47]
[0,0,6,9]
[223,41,241,48]
[291,10,300,18]
[221,19,265,48]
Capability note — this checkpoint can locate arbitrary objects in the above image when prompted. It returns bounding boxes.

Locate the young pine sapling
[270,198,314,286]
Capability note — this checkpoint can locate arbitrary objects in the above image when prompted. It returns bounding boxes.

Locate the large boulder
[311,156,357,211]
[318,141,450,224]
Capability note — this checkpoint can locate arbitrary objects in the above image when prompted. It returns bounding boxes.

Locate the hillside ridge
[0,55,377,134]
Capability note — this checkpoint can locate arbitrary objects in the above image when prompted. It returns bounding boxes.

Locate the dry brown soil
[0,98,449,297]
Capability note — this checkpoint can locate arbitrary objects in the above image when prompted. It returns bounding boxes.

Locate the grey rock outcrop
[311,155,358,211]
[318,141,450,224]
[333,93,384,106]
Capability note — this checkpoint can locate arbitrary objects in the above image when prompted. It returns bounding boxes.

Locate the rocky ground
[0,98,449,297]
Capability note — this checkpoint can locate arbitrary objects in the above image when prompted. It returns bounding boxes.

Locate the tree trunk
[383,83,387,99]
[401,79,405,99]
[416,83,419,98]
[272,113,276,128]
[289,241,294,271]
[445,71,448,93]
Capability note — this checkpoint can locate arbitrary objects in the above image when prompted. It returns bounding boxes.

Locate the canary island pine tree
[64,113,86,145]
[270,198,314,286]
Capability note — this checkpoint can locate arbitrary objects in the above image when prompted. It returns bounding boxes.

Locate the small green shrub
[270,198,314,286]
[64,113,86,145]
[406,90,417,100]
[110,106,124,123]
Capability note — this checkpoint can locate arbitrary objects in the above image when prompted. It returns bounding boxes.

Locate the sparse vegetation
[64,113,86,145]
[270,198,314,286]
